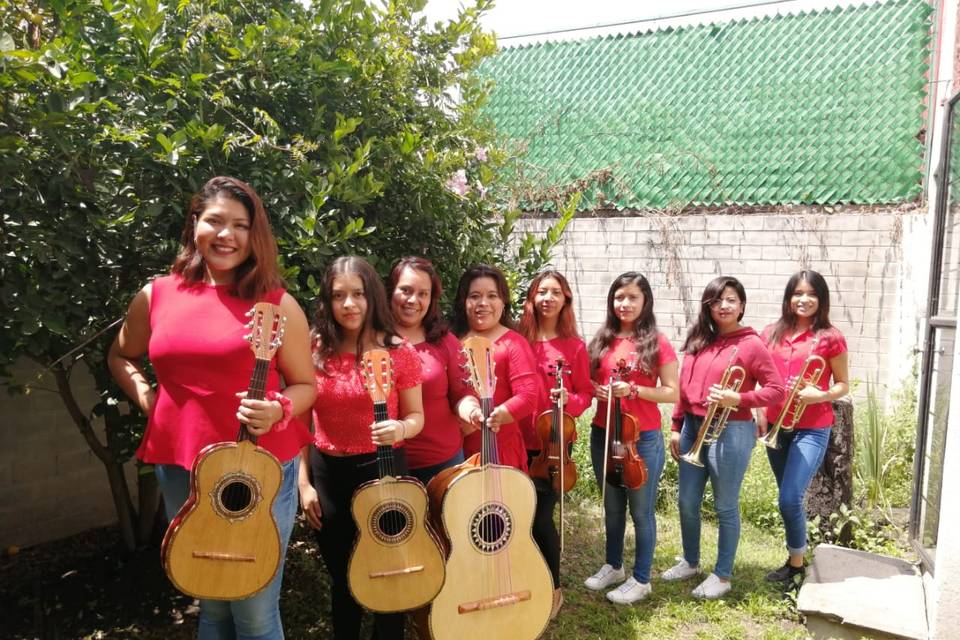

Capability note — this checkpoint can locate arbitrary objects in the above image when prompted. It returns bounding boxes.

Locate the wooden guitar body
[348,475,446,612]
[162,439,282,600]
[429,463,552,640]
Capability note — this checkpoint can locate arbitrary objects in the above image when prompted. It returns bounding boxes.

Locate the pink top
[405,333,474,468]
[761,325,847,429]
[671,326,785,432]
[520,336,593,449]
[592,334,678,432]
[312,341,423,455]
[138,274,312,467]
[462,330,540,472]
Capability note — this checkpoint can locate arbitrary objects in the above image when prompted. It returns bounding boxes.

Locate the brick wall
[0,360,137,550]
[515,209,930,400]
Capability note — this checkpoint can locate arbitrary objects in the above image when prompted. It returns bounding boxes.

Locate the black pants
[527,450,561,589]
[309,446,409,640]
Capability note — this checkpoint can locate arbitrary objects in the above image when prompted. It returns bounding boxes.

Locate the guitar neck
[480,396,499,465]
[373,401,396,478]
[238,357,271,445]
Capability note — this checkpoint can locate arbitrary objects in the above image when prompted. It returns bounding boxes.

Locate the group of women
[108,177,849,639]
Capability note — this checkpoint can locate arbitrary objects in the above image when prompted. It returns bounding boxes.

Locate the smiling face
[709,285,744,333]
[790,279,820,324]
[331,273,367,336]
[612,282,644,330]
[534,276,565,322]
[193,195,252,284]
[465,276,504,333]
[391,267,432,329]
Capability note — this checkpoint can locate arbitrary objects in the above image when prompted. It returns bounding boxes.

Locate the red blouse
[312,341,423,455]
[405,333,474,468]
[761,325,847,429]
[592,334,677,432]
[137,274,312,467]
[520,336,593,450]
[462,330,541,472]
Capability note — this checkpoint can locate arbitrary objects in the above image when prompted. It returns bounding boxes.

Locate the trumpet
[763,353,827,450]
[680,349,746,468]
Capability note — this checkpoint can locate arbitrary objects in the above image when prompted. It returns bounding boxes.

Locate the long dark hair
[171,176,282,299]
[588,272,660,374]
[681,276,747,355]
[517,270,580,343]
[767,270,834,346]
[387,256,449,344]
[450,264,514,337]
[312,256,399,372]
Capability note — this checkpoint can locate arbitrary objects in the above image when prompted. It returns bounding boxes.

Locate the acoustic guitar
[429,336,553,640]
[161,302,285,600]
[348,349,446,612]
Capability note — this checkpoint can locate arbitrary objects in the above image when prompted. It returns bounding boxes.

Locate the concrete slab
[798,544,928,640]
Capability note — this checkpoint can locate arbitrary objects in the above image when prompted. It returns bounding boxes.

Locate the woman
[517,270,593,617]
[298,256,425,640]
[449,264,540,472]
[108,176,316,639]
[582,272,678,605]
[761,270,848,585]
[664,276,784,599]
[387,257,481,485]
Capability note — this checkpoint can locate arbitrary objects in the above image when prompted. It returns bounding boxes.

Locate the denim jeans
[156,457,299,640]
[407,449,465,485]
[677,415,755,580]
[766,427,830,555]
[590,427,665,584]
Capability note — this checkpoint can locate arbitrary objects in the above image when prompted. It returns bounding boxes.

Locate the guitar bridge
[369,565,425,579]
[457,590,531,614]
[192,551,257,562]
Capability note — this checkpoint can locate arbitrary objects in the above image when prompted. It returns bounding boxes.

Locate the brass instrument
[680,349,746,468]
[763,353,827,450]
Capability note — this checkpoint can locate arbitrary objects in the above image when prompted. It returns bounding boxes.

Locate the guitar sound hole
[470,503,513,554]
[377,509,409,537]
[220,481,252,512]
[370,501,414,545]
[210,472,262,522]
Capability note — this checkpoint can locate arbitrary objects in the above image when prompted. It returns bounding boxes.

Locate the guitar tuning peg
[245,309,254,317]
[243,333,252,341]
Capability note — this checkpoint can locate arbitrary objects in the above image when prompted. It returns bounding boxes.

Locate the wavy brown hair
[588,272,660,375]
[517,270,580,343]
[311,256,399,373]
[387,256,449,344]
[171,176,282,299]
[450,264,514,337]
[767,270,834,346]
[681,276,747,355]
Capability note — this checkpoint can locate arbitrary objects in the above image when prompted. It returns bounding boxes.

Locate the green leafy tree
[1,0,574,550]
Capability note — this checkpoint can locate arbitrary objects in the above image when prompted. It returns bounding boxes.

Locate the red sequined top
[593,334,678,432]
[312,341,423,455]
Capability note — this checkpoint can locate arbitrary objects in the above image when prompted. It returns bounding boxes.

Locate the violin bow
[600,372,614,509]
[557,360,567,555]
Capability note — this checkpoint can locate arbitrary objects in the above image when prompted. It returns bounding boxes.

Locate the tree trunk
[53,364,138,551]
[806,398,855,544]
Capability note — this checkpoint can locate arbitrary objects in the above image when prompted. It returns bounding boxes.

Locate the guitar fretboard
[373,400,396,478]
[480,396,499,465]
[238,357,271,444]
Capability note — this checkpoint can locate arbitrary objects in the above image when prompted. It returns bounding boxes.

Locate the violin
[529,357,578,494]
[601,358,647,493]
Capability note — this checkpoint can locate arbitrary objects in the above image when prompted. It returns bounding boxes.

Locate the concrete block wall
[0,360,137,550]
[515,209,930,401]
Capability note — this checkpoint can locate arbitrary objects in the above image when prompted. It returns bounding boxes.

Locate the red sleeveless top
[136,274,312,467]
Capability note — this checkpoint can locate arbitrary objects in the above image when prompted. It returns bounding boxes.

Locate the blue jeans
[590,427,665,584]
[156,457,299,640]
[407,450,465,485]
[766,427,830,555]
[677,415,755,580]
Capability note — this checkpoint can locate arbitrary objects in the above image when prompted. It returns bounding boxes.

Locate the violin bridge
[457,590,531,614]
[368,565,425,578]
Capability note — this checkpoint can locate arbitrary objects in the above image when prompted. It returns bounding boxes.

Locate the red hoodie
[671,326,785,432]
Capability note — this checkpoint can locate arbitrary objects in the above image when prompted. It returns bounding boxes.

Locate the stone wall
[515,209,930,401]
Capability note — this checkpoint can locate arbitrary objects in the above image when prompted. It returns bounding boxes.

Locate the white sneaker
[692,573,731,599]
[661,558,700,581]
[606,577,652,604]
[584,564,626,591]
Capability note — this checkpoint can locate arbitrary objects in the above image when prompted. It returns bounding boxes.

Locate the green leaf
[69,71,98,86]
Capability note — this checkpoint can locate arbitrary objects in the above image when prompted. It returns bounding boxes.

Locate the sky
[420,0,874,45]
